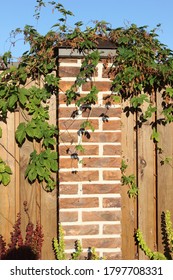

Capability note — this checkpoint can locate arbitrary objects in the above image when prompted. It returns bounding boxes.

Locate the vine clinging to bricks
[0,0,173,190]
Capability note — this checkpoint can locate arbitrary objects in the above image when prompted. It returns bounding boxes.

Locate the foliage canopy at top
[0,0,173,190]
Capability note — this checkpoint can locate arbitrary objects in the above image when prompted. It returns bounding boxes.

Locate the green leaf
[2,51,12,66]
[80,120,95,132]
[1,173,11,186]
[28,169,37,182]
[15,122,26,145]
[112,95,121,103]
[0,163,5,173]
[166,87,173,98]
[25,125,35,138]
[18,88,28,105]
[50,161,58,172]
[49,151,58,160]
[151,128,160,142]
[43,138,55,147]
[8,94,18,109]
[138,84,143,91]
[43,159,51,169]
[34,128,43,139]
[120,159,128,172]
[75,145,85,153]
[143,105,157,119]
[5,165,12,174]
[130,94,149,108]
[45,74,59,86]
[30,150,37,160]
[36,166,45,177]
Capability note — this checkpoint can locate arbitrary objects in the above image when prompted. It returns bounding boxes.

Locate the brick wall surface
[58,57,122,259]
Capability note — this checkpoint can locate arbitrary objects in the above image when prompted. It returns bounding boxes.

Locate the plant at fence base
[121,159,138,197]
[53,223,66,260]
[53,224,101,260]
[136,210,173,260]
[0,201,44,260]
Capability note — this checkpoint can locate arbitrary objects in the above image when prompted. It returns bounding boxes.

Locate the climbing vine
[136,210,173,260]
[121,159,138,198]
[0,0,173,191]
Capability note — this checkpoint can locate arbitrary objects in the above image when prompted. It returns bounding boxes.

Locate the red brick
[82,132,121,143]
[103,170,121,180]
[103,120,121,130]
[76,145,99,156]
[59,184,78,195]
[59,170,99,182]
[82,157,121,168]
[58,107,78,118]
[59,145,72,156]
[59,81,75,92]
[82,238,121,248]
[103,252,122,260]
[59,93,67,104]
[59,66,98,78]
[103,224,121,235]
[59,119,99,130]
[82,210,121,221]
[59,93,98,105]
[103,145,121,155]
[59,197,99,208]
[59,132,78,143]
[82,184,121,194]
[103,198,121,208]
[82,81,111,91]
[59,158,78,169]
[64,239,78,250]
[59,211,78,222]
[82,107,121,118]
[59,66,80,77]
[63,225,99,236]
[59,145,99,156]
[59,58,78,63]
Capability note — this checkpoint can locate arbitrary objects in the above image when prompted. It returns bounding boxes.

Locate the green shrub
[53,224,103,260]
[136,210,173,260]
[0,201,44,259]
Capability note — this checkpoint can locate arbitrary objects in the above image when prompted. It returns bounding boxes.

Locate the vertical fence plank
[157,92,173,254]
[14,111,20,216]
[121,101,138,259]
[0,112,17,243]
[137,105,157,259]
[41,94,57,260]
[41,188,57,259]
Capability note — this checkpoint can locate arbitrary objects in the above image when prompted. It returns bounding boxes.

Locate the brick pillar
[58,54,122,259]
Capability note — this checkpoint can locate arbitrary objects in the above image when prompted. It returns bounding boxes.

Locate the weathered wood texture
[0,97,57,260]
[121,101,138,259]
[121,92,173,259]
[157,92,173,254]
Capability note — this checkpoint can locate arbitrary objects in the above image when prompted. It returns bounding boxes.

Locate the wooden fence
[121,93,173,259]
[0,96,57,260]
[0,75,173,259]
